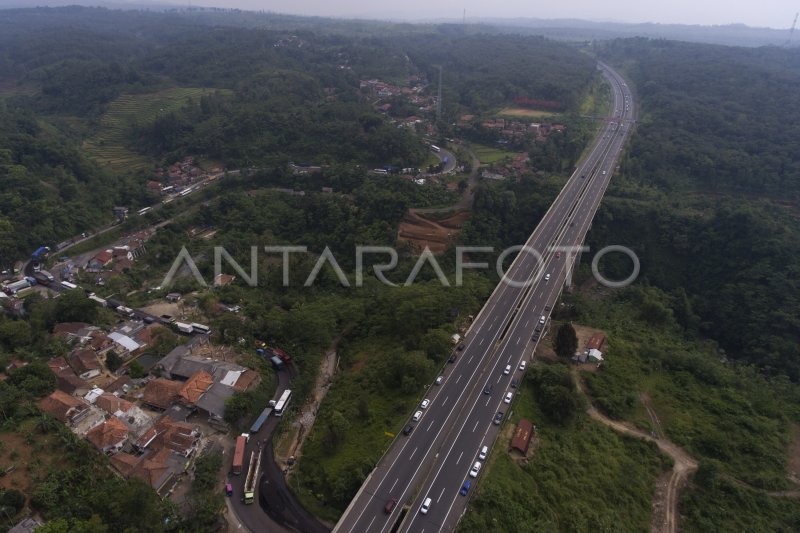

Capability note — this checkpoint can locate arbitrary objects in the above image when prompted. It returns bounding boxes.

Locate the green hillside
[82,87,227,171]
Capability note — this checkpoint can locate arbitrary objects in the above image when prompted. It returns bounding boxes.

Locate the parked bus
[137,206,152,216]
[191,323,211,335]
[60,281,78,290]
[88,294,107,306]
[273,389,292,417]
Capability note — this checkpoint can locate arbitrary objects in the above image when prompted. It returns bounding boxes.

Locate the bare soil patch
[497,107,559,118]
[396,210,470,254]
[141,301,183,318]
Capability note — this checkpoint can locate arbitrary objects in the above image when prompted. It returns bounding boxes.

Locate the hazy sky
[188,0,797,29]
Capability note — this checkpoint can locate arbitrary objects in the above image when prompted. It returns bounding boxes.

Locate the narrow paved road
[229,365,330,533]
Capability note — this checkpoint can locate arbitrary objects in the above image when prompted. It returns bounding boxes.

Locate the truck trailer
[249,407,273,434]
[243,446,262,504]
[232,434,247,475]
[32,270,55,285]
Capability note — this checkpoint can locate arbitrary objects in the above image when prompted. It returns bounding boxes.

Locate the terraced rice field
[82,87,223,173]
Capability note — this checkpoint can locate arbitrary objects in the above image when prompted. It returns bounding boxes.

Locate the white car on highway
[504,392,513,404]
[420,399,430,409]
[539,315,546,325]
[519,360,527,371]
[420,497,431,514]
[544,273,550,281]
[413,410,422,421]
[470,461,482,478]
[503,364,511,375]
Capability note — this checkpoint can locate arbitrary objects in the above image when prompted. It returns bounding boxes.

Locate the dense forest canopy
[0,7,595,266]
[456,39,800,379]
[600,39,800,196]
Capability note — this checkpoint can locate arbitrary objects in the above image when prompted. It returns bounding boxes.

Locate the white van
[420,497,432,514]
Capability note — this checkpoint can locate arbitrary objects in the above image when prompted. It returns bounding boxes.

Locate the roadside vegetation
[459,358,668,532]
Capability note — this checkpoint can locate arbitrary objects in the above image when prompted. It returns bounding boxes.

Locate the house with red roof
[86,417,128,453]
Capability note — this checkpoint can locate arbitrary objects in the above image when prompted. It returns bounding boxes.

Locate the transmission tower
[786,12,799,46]
[436,65,443,122]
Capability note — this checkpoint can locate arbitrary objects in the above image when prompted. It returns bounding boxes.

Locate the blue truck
[31,246,50,262]
[249,406,273,434]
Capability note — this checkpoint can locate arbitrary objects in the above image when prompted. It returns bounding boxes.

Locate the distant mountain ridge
[0,2,796,48]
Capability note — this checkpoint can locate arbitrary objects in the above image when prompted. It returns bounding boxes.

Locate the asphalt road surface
[228,365,330,533]
[334,61,634,533]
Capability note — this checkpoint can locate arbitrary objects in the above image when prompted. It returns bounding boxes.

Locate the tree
[324,410,350,449]
[8,361,56,397]
[53,290,98,324]
[419,328,452,362]
[554,323,578,359]
[0,488,25,516]
[105,351,123,373]
[128,360,144,379]
[0,319,33,349]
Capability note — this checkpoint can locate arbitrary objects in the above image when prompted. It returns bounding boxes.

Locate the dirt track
[574,374,698,533]
[396,146,481,254]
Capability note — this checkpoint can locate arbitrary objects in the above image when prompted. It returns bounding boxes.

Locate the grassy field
[497,107,559,119]
[470,143,512,165]
[82,87,225,172]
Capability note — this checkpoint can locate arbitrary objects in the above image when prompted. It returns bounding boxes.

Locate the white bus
[273,389,292,417]
[88,294,107,306]
[60,281,78,290]
[191,322,211,335]
[137,206,152,216]
[430,144,441,153]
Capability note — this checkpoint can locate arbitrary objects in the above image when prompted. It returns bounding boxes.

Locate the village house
[52,322,102,346]
[48,357,89,395]
[110,448,177,497]
[213,273,236,287]
[141,378,183,411]
[38,390,91,426]
[69,349,102,380]
[86,417,128,454]
[87,250,114,272]
[136,415,200,457]
[178,370,214,406]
